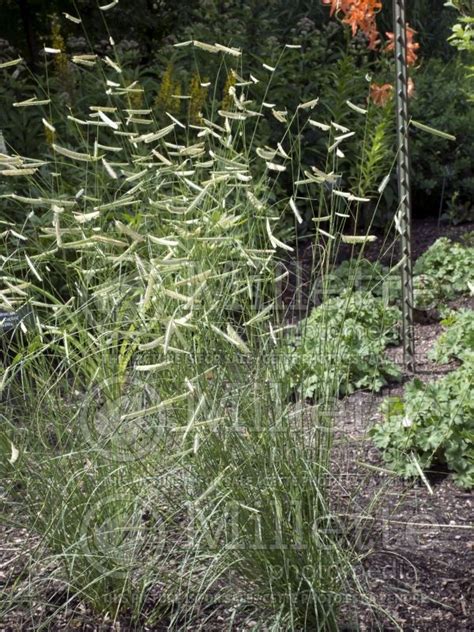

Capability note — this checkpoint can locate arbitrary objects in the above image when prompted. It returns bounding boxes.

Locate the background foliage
[1,0,472,229]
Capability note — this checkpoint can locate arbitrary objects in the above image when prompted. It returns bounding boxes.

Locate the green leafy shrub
[460,230,474,247]
[321,209,473,319]
[410,57,474,213]
[429,308,474,364]
[448,15,474,52]
[371,363,474,489]
[446,1,474,53]
[0,66,45,157]
[326,259,390,297]
[286,292,401,400]
[441,191,473,226]
[413,237,474,306]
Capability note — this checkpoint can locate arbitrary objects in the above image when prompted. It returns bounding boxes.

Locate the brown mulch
[296,217,474,267]
[328,294,474,631]
[1,219,473,631]
[280,218,474,322]
[361,217,474,264]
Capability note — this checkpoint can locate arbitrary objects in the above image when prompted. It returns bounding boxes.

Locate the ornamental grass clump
[0,15,401,629]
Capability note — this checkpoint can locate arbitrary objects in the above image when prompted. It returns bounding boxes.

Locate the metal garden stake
[393,0,415,372]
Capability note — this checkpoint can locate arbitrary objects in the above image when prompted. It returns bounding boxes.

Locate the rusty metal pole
[393,0,415,372]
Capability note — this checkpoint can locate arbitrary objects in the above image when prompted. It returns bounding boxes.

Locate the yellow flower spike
[129,83,144,110]
[156,62,176,113]
[221,69,237,112]
[170,80,182,115]
[50,15,68,78]
[188,72,208,124]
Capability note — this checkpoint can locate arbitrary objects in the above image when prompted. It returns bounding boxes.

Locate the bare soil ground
[330,294,474,631]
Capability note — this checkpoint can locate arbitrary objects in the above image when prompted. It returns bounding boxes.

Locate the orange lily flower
[322,0,382,50]
[321,2,420,62]
[321,0,353,17]
[370,82,393,107]
[344,0,382,34]
[385,25,420,66]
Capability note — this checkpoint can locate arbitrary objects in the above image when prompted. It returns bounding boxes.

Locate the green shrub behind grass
[371,362,474,489]
[285,292,401,400]
[429,308,474,364]
[413,237,474,307]
[410,57,474,215]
